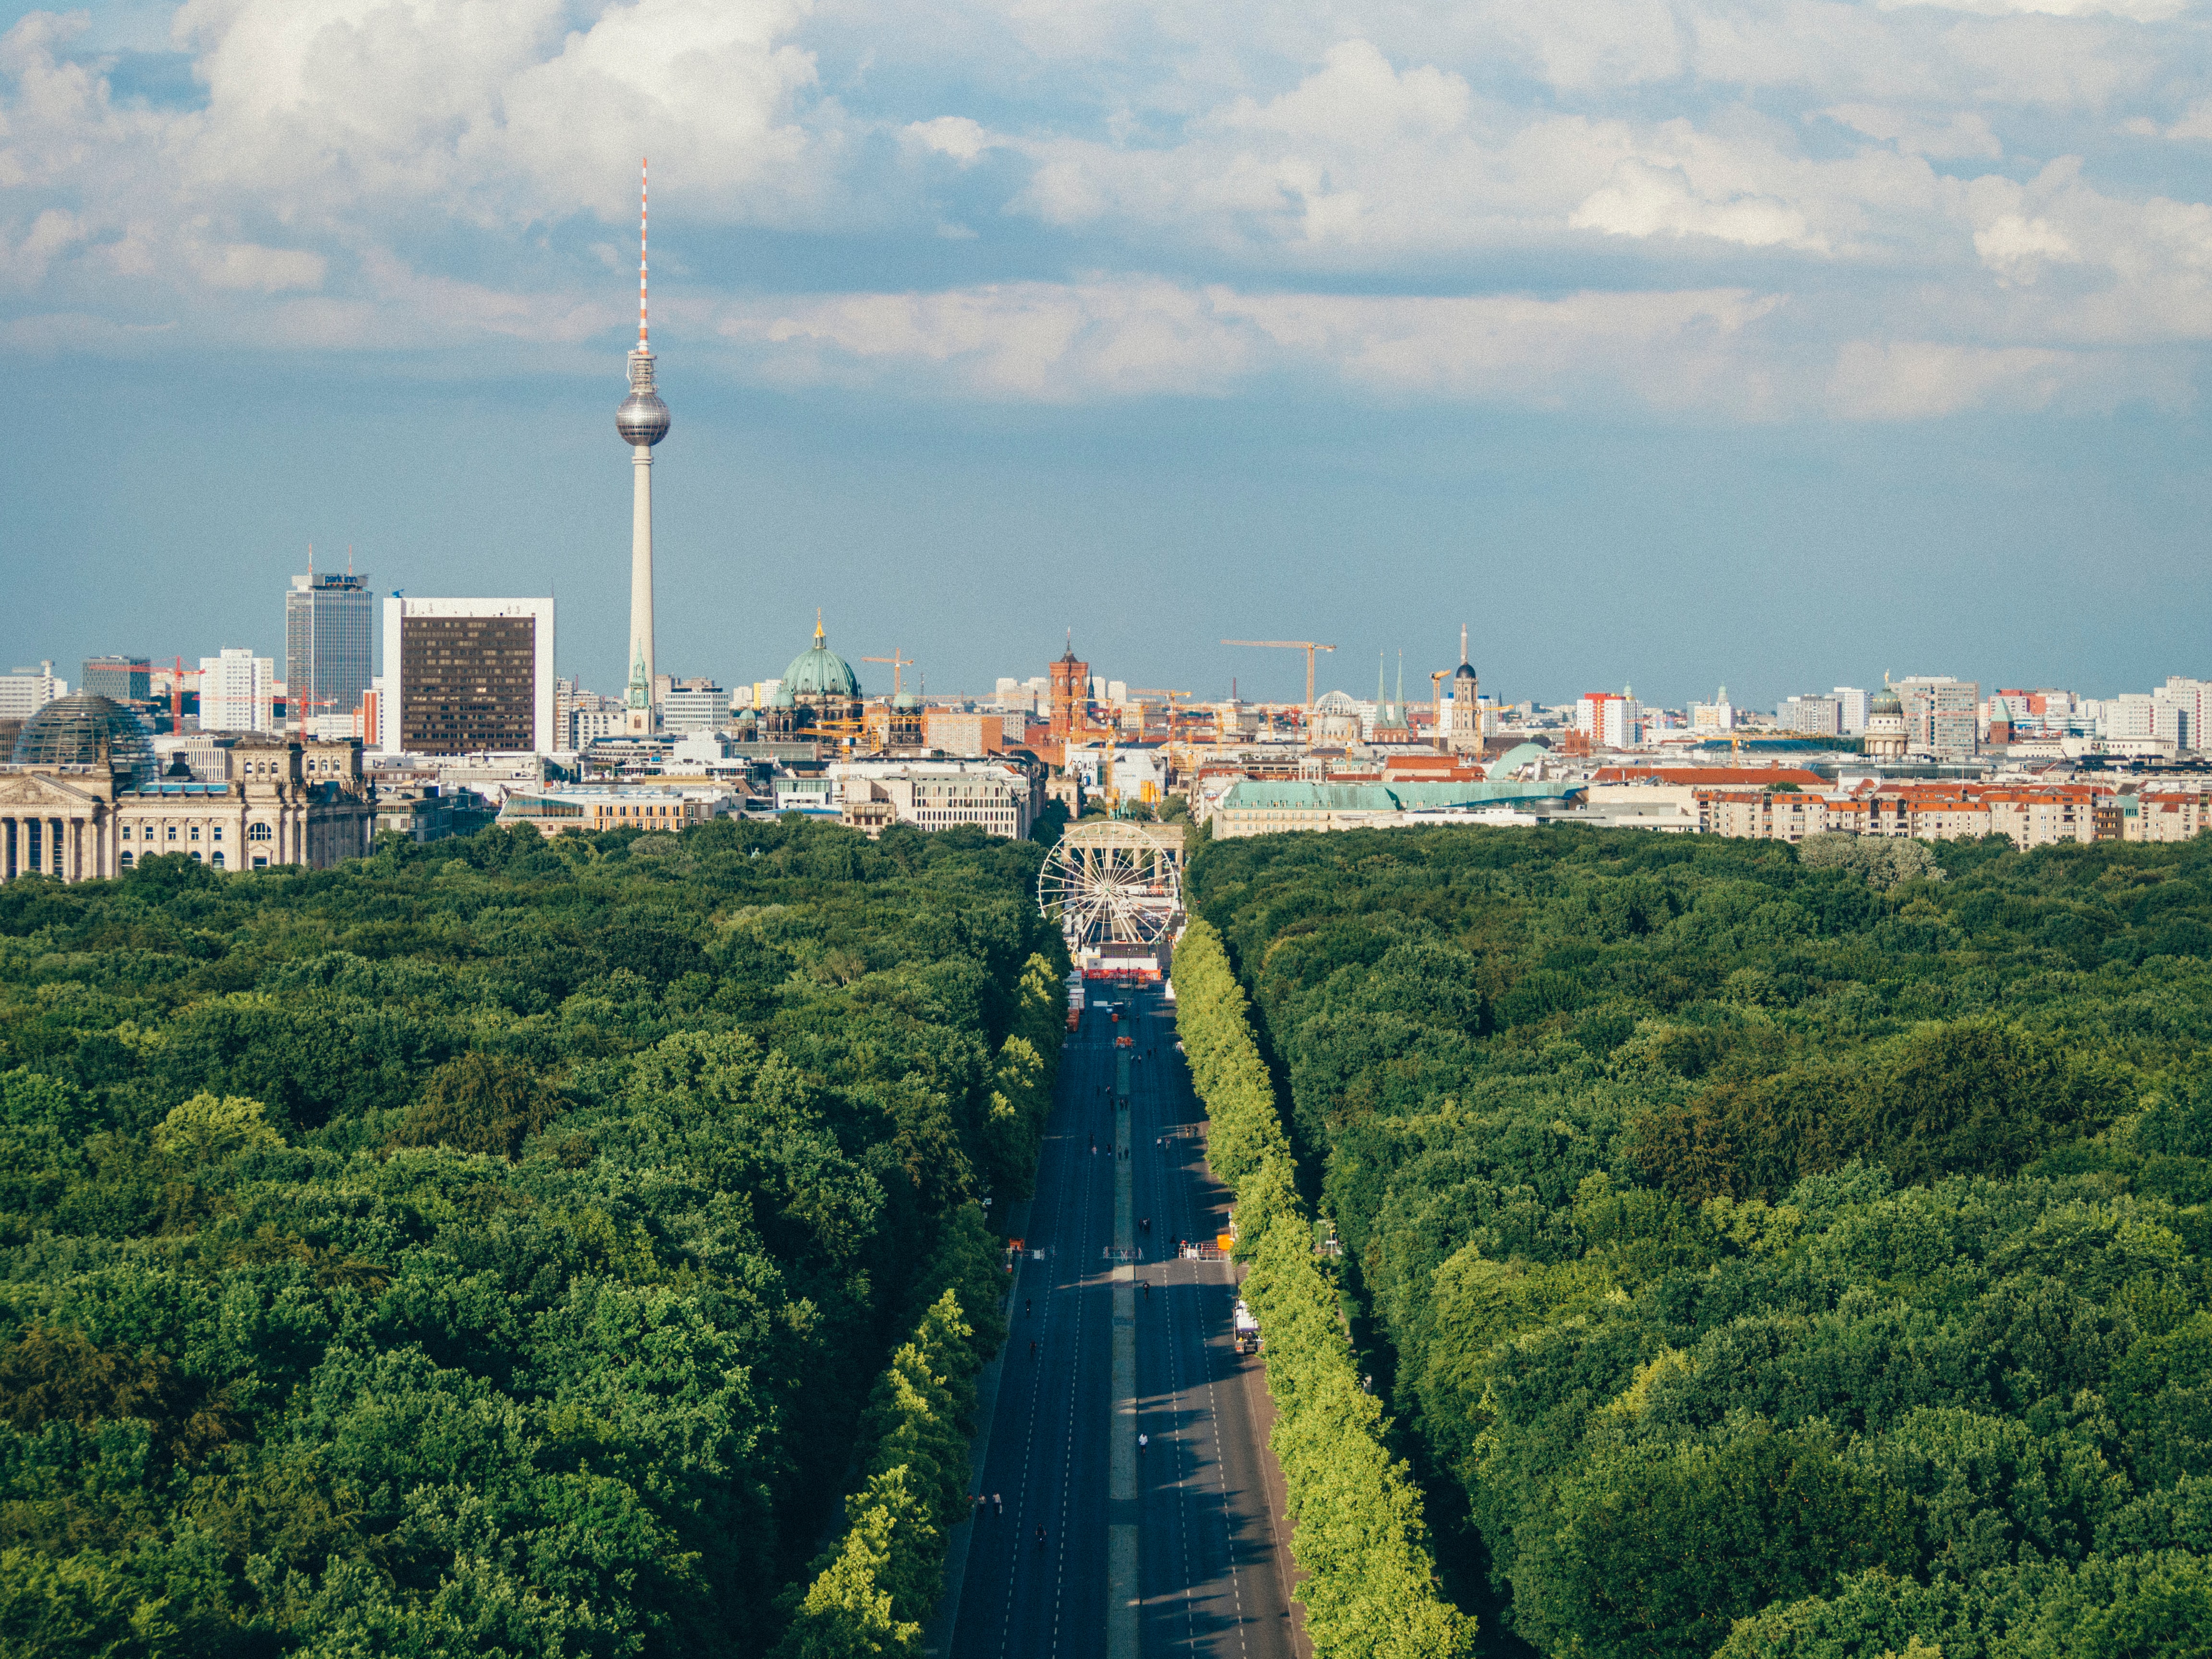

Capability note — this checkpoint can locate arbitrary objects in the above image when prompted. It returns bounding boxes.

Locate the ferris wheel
[1037,822,1185,950]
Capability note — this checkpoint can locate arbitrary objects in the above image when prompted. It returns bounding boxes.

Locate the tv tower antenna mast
[615,156,672,734]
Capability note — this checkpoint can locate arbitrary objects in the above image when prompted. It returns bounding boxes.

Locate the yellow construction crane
[1129,688,1190,735]
[861,651,914,696]
[1221,640,1337,710]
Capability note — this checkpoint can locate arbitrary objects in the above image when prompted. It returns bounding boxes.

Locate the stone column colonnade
[0,813,103,883]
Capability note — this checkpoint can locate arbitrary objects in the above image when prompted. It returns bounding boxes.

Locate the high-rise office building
[0,663,68,720]
[1779,694,1842,736]
[286,567,375,729]
[379,598,555,755]
[82,657,151,702]
[1833,686,1869,734]
[660,679,725,733]
[1577,689,1641,749]
[1894,675,1980,759]
[198,649,276,733]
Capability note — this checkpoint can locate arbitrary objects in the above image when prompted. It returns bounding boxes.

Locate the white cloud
[1875,0,2184,19]
[0,0,2208,421]
[1826,105,2004,159]
[1571,157,1825,252]
[719,274,2175,420]
[906,115,994,163]
[187,237,326,291]
[2161,100,2212,141]
[0,207,86,285]
[1973,212,2077,279]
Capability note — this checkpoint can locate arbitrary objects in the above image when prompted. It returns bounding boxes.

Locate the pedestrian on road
[1024,1298,1032,1317]
[1138,1432,1149,1454]
[1030,1339,1038,1356]
[1036,1525,1047,1551]
[1141,1280,1151,1299]
[1141,1217,1151,1234]
[994,1493,1003,1515]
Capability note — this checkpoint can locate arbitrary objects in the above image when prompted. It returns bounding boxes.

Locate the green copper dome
[781,617,860,699]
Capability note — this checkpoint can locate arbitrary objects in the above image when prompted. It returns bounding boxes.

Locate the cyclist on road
[1036,1525,1047,1551]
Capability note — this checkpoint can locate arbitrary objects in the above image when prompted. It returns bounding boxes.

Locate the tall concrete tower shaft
[615,157,671,731]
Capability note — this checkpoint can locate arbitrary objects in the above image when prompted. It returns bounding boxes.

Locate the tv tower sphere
[616,369,670,447]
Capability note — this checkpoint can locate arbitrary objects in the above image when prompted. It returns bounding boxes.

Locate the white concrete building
[198,649,276,734]
[1691,689,1735,733]
[496,782,738,837]
[1578,691,1642,749]
[830,759,1035,839]
[660,681,725,733]
[0,663,68,721]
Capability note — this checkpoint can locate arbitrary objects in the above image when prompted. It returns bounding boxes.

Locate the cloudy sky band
[4,0,2212,421]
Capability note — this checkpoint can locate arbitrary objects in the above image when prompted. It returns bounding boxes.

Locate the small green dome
[769,685,797,709]
[781,617,860,699]
[893,692,921,712]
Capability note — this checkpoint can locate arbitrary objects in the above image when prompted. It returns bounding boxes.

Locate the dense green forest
[1189,826,2212,1659]
[0,818,1063,1658]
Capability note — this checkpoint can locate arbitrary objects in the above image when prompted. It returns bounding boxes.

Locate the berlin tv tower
[616,157,671,734]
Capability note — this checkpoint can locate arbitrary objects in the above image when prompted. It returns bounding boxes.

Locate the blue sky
[3,0,2209,710]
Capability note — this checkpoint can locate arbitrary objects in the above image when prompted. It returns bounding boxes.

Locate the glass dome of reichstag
[11,695,157,786]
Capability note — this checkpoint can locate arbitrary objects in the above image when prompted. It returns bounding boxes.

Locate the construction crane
[1129,689,1195,784]
[861,651,915,696]
[1129,688,1190,737]
[1221,640,1337,710]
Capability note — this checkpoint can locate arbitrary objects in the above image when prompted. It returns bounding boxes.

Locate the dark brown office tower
[397,613,540,754]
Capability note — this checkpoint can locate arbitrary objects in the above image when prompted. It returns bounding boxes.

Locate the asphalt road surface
[950,986,1298,1659]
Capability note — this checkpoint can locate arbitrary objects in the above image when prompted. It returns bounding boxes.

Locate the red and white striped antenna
[638,156,650,351]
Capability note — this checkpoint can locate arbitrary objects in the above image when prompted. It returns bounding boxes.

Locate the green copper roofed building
[1205,776,1585,838]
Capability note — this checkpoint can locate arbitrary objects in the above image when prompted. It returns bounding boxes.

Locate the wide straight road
[952,996,1117,1659]
[949,983,1298,1659]
[1128,987,1300,1659]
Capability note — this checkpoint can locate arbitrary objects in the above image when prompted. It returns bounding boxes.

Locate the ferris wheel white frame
[1037,822,1185,950]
